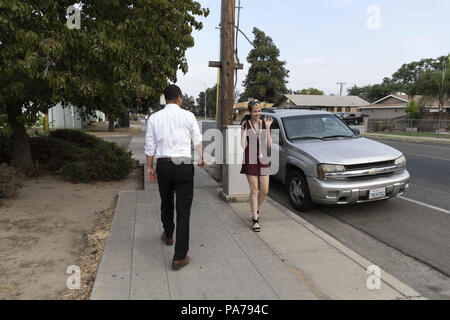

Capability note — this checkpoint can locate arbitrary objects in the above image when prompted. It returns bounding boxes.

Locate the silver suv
[244,109,410,211]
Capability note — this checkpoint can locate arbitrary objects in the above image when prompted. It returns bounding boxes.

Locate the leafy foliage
[49,129,103,148]
[404,100,420,119]
[181,94,196,113]
[409,61,450,110]
[29,136,81,171]
[289,88,324,95]
[2,129,134,182]
[61,0,210,126]
[392,56,449,92]
[0,0,209,171]
[0,163,23,199]
[196,85,218,117]
[347,78,402,103]
[241,28,289,103]
[61,140,134,183]
[0,133,13,165]
[348,55,449,103]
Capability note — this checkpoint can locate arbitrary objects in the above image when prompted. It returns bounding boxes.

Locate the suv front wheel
[287,170,314,211]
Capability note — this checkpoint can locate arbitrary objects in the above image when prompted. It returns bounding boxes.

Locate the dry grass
[59,207,115,300]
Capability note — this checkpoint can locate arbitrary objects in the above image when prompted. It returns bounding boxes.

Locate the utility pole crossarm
[209,61,243,69]
[337,82,347,96]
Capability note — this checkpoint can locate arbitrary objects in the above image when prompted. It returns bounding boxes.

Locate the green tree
[348,55,448,103]
[196,85,217,118]
[392,56,448,93]
[409,56,450,128]
[241,28,289,103]
[404,99,420,119]
[62,0,209,131]
[347,78,402,103]
[1,0,209,173]
[0,0,74,172]
[294,88,324,95]
[181,94,195,113]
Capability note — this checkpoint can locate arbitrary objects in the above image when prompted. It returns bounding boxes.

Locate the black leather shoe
[161,231,174,246]
[172,255,190,270]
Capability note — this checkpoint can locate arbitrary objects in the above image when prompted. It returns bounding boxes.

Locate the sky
[174,0,450,100]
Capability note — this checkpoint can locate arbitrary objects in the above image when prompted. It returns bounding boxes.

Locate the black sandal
[252,218,260,232]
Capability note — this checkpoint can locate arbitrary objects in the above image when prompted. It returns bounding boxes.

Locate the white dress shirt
[144,104,202,158]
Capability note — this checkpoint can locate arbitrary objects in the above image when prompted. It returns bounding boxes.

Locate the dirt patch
[59,207,115,300]
[0,165,143,300]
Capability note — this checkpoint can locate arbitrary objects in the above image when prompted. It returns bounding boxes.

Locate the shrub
[0,134,12,165]
[61,140,134,182]
[29,136,81,171]
[0,129,134,183]
[49,129,103,148]
[0,163,23,198]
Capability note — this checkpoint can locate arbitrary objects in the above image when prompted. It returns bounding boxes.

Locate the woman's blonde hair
[248,99,260,112]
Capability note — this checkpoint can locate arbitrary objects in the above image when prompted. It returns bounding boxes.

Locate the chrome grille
[345,160,395,171]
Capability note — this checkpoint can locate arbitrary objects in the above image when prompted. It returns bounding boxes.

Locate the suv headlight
[394,155,406,166]
[317,164,345,180]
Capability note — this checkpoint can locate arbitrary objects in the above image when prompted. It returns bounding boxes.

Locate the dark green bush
[0,134,12,165]
[0,163,23,198]
[0,129,134,183]
[61,140,134,182]
[49,129,103,148]
[29,136,81,171]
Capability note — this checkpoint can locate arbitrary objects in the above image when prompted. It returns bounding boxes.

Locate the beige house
[277,94,370,113]
[358,94,410,120]
[233,101,274,122]
[358,93,450,119]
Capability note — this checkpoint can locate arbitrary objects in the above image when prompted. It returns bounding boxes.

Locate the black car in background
[334,112,363,125]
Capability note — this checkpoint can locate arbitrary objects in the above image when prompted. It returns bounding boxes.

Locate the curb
[218,188,250,202]
[362,134,450,146]
[266,197,426,300]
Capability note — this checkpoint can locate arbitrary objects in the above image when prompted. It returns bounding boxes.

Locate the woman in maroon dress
[240,100,272,232]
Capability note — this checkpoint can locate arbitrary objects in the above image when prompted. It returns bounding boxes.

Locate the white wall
[48,103,83,129]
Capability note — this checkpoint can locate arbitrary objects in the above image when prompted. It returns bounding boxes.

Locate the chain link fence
[367,118,450,135]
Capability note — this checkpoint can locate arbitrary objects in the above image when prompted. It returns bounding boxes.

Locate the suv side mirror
[352,128,360,135]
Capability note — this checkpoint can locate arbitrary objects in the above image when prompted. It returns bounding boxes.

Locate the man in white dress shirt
[145,85,204,270]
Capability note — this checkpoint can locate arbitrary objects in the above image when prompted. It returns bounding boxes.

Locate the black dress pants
[156,161,194,261]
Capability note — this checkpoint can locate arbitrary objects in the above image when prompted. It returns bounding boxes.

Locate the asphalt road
[266,137,450,300]
[366,137,450,211]
[174,122,450,299]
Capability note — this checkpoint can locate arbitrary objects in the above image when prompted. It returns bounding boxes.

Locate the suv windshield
[282,114,356,140]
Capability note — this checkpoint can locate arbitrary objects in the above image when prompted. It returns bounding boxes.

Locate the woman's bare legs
[257,175,270,214]
[246,175,259,220]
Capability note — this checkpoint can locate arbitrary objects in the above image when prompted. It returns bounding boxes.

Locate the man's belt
[157,157,193,164]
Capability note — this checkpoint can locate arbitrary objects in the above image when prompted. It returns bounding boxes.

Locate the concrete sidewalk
[90,134,424,300]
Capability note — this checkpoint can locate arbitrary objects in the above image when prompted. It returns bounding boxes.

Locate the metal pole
[204,86,207,120]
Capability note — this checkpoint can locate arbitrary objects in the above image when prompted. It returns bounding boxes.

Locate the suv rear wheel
[287,170,313,211]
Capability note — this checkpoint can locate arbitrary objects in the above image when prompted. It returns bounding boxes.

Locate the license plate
[369,187,386,199]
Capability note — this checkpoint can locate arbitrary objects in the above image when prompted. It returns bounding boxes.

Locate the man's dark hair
[164,85,182,101]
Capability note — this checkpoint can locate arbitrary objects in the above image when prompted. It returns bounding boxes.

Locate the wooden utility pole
[209,0,242,182]
[337,82,347,96]
[220,0,235,127]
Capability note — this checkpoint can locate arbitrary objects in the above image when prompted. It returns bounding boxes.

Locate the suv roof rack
[261,106,314,113]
